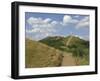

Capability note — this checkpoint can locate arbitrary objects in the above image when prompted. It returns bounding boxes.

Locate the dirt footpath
[61,53,76,66]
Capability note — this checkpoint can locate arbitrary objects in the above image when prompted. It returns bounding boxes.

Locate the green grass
[40,36,89,65]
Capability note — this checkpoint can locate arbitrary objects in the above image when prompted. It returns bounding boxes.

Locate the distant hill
[25,39,64,68]
[39,35,89,51]
[39,35,89,65]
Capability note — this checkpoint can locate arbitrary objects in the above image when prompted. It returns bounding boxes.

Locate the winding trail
[61,33,77,66]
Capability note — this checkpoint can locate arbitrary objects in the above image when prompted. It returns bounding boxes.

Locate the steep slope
[25,39,64,68]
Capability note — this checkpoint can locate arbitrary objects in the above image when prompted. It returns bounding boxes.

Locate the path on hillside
[61,33,76,66]
[66,35,73,46]
[61,53,76,66]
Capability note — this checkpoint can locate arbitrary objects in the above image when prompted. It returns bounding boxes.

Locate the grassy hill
[25,39,64,68]
[40,35,89,65]
[39,36,89,51]
[25,35,89,68]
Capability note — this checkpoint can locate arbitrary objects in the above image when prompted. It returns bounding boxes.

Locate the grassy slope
[25,39,64,68]
[39,36,89,51]
[40,36,89,65]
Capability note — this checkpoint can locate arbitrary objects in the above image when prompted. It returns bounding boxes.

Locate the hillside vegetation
[25,39,64,68]
[25,35,89,68]
[40,36,89,65]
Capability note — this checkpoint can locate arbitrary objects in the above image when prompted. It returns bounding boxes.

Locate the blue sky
[25,12,89,41]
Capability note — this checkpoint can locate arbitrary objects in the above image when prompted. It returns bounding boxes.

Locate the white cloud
[81,17,89,22]
[51,21,58,25]
[27,17,43,25]
[62,15,89,29]
[26,16,80,40]
[26,28,41,33]
[62,15,79,26]
[27,17,54,28]
[26,29,55,40]
[63,15,71,24]
[76,17,89,29]
[70,19,79,24]
[26,17,58,40]
[26,15,89,40]
[43,18,52,23]
[77,22,89,28]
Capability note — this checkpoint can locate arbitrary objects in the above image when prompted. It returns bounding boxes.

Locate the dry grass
[25,39,63,68]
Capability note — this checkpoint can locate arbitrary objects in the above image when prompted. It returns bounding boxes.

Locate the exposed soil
[61,53,76,66]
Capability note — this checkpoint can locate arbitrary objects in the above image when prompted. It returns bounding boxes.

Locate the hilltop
[39,35,89,51]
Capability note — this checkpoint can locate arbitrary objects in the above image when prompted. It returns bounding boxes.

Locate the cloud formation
[26,17,58,40]
[76,17,89,29]
[26,15,89,40]
[63,15,79,25]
